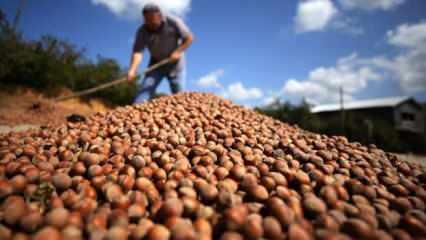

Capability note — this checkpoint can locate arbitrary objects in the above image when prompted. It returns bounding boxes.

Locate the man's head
[142,3,163,32]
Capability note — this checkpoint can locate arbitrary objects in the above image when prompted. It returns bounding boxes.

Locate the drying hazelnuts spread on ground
[0,93,425,239]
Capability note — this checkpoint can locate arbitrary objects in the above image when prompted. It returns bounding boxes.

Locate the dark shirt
[133,15,192,75]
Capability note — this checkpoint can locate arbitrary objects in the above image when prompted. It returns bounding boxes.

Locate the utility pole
[340,87,345,135]
[13,0,26,31]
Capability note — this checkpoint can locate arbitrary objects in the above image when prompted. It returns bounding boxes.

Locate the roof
[311,96,411,113]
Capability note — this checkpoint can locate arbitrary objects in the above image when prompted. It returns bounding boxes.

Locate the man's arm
[170,34,194,62]
[127,52,143,82]
[128,27,145,82]
[169,16,194,62]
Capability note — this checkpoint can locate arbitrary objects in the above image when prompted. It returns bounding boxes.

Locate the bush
[0,8,136,106]
[256,100,323,133]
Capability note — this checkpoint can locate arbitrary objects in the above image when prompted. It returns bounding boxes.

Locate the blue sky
[1,0,425,106]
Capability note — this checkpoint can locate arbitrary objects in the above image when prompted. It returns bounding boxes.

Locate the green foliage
[257,100,425,154]
[256,99,323,132]
[0,8,136,106]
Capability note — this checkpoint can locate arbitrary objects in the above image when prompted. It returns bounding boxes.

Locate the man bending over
[127,3,194,103]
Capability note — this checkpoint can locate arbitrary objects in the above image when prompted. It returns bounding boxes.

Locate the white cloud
[261,96,280,106]
[222,82,263,101]
[283,53,383,103]
[196,69,224,89]
[293,0,406,35]
[284,79,327,96]
[387,21,426,48]
[295,0,338,33]
[338,0,405,11]
[390,50,426,93]
[332,17,365,35]
[196,70,263,103]
[383,22,426,93]
[284,21,426,104]
[91,0,191,18]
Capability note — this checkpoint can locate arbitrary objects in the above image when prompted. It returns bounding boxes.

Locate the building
[311,96,425,134]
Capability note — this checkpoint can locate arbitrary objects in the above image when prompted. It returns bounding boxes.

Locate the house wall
[315,104,424,133]
[351,108,395,123]
[312,101,426,153]
[315,107,395,124]
[395,102,425,133]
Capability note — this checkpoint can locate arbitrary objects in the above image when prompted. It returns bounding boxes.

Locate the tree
[256,99,322,132]
[0,7,137,106]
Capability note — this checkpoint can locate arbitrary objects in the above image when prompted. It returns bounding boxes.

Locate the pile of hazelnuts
[0,93,425,240]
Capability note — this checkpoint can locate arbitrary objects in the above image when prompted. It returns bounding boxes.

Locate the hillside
[0,87,109,128]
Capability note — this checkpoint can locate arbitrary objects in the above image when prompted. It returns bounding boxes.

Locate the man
[127,3,194,103]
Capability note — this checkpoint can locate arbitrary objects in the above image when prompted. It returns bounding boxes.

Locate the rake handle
[55,58,174,102]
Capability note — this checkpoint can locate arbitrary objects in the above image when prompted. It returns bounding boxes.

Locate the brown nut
[221,232,244,240]
[158,198,184,219]
[288,223,312,240]
[243,214,263,240]
[147,224,171,240]
[45,208,70,228]
[3,196,28,225]
[20,211,43,233]
[341,219,373,239]
[52,173,72,191]
[33,227,62,240]
[263,216,283,240]
[303,196,327,217]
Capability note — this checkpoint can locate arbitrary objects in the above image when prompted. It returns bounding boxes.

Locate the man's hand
[128,52,143,83]
[127,68,137,83]
[170,51,182,62]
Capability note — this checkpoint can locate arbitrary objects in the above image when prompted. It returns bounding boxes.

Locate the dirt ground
[0,88,109,127]
[394,153,426,167]
[0,124,39,134]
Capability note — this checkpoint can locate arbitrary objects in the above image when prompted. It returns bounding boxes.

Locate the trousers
[133,63,185,104]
